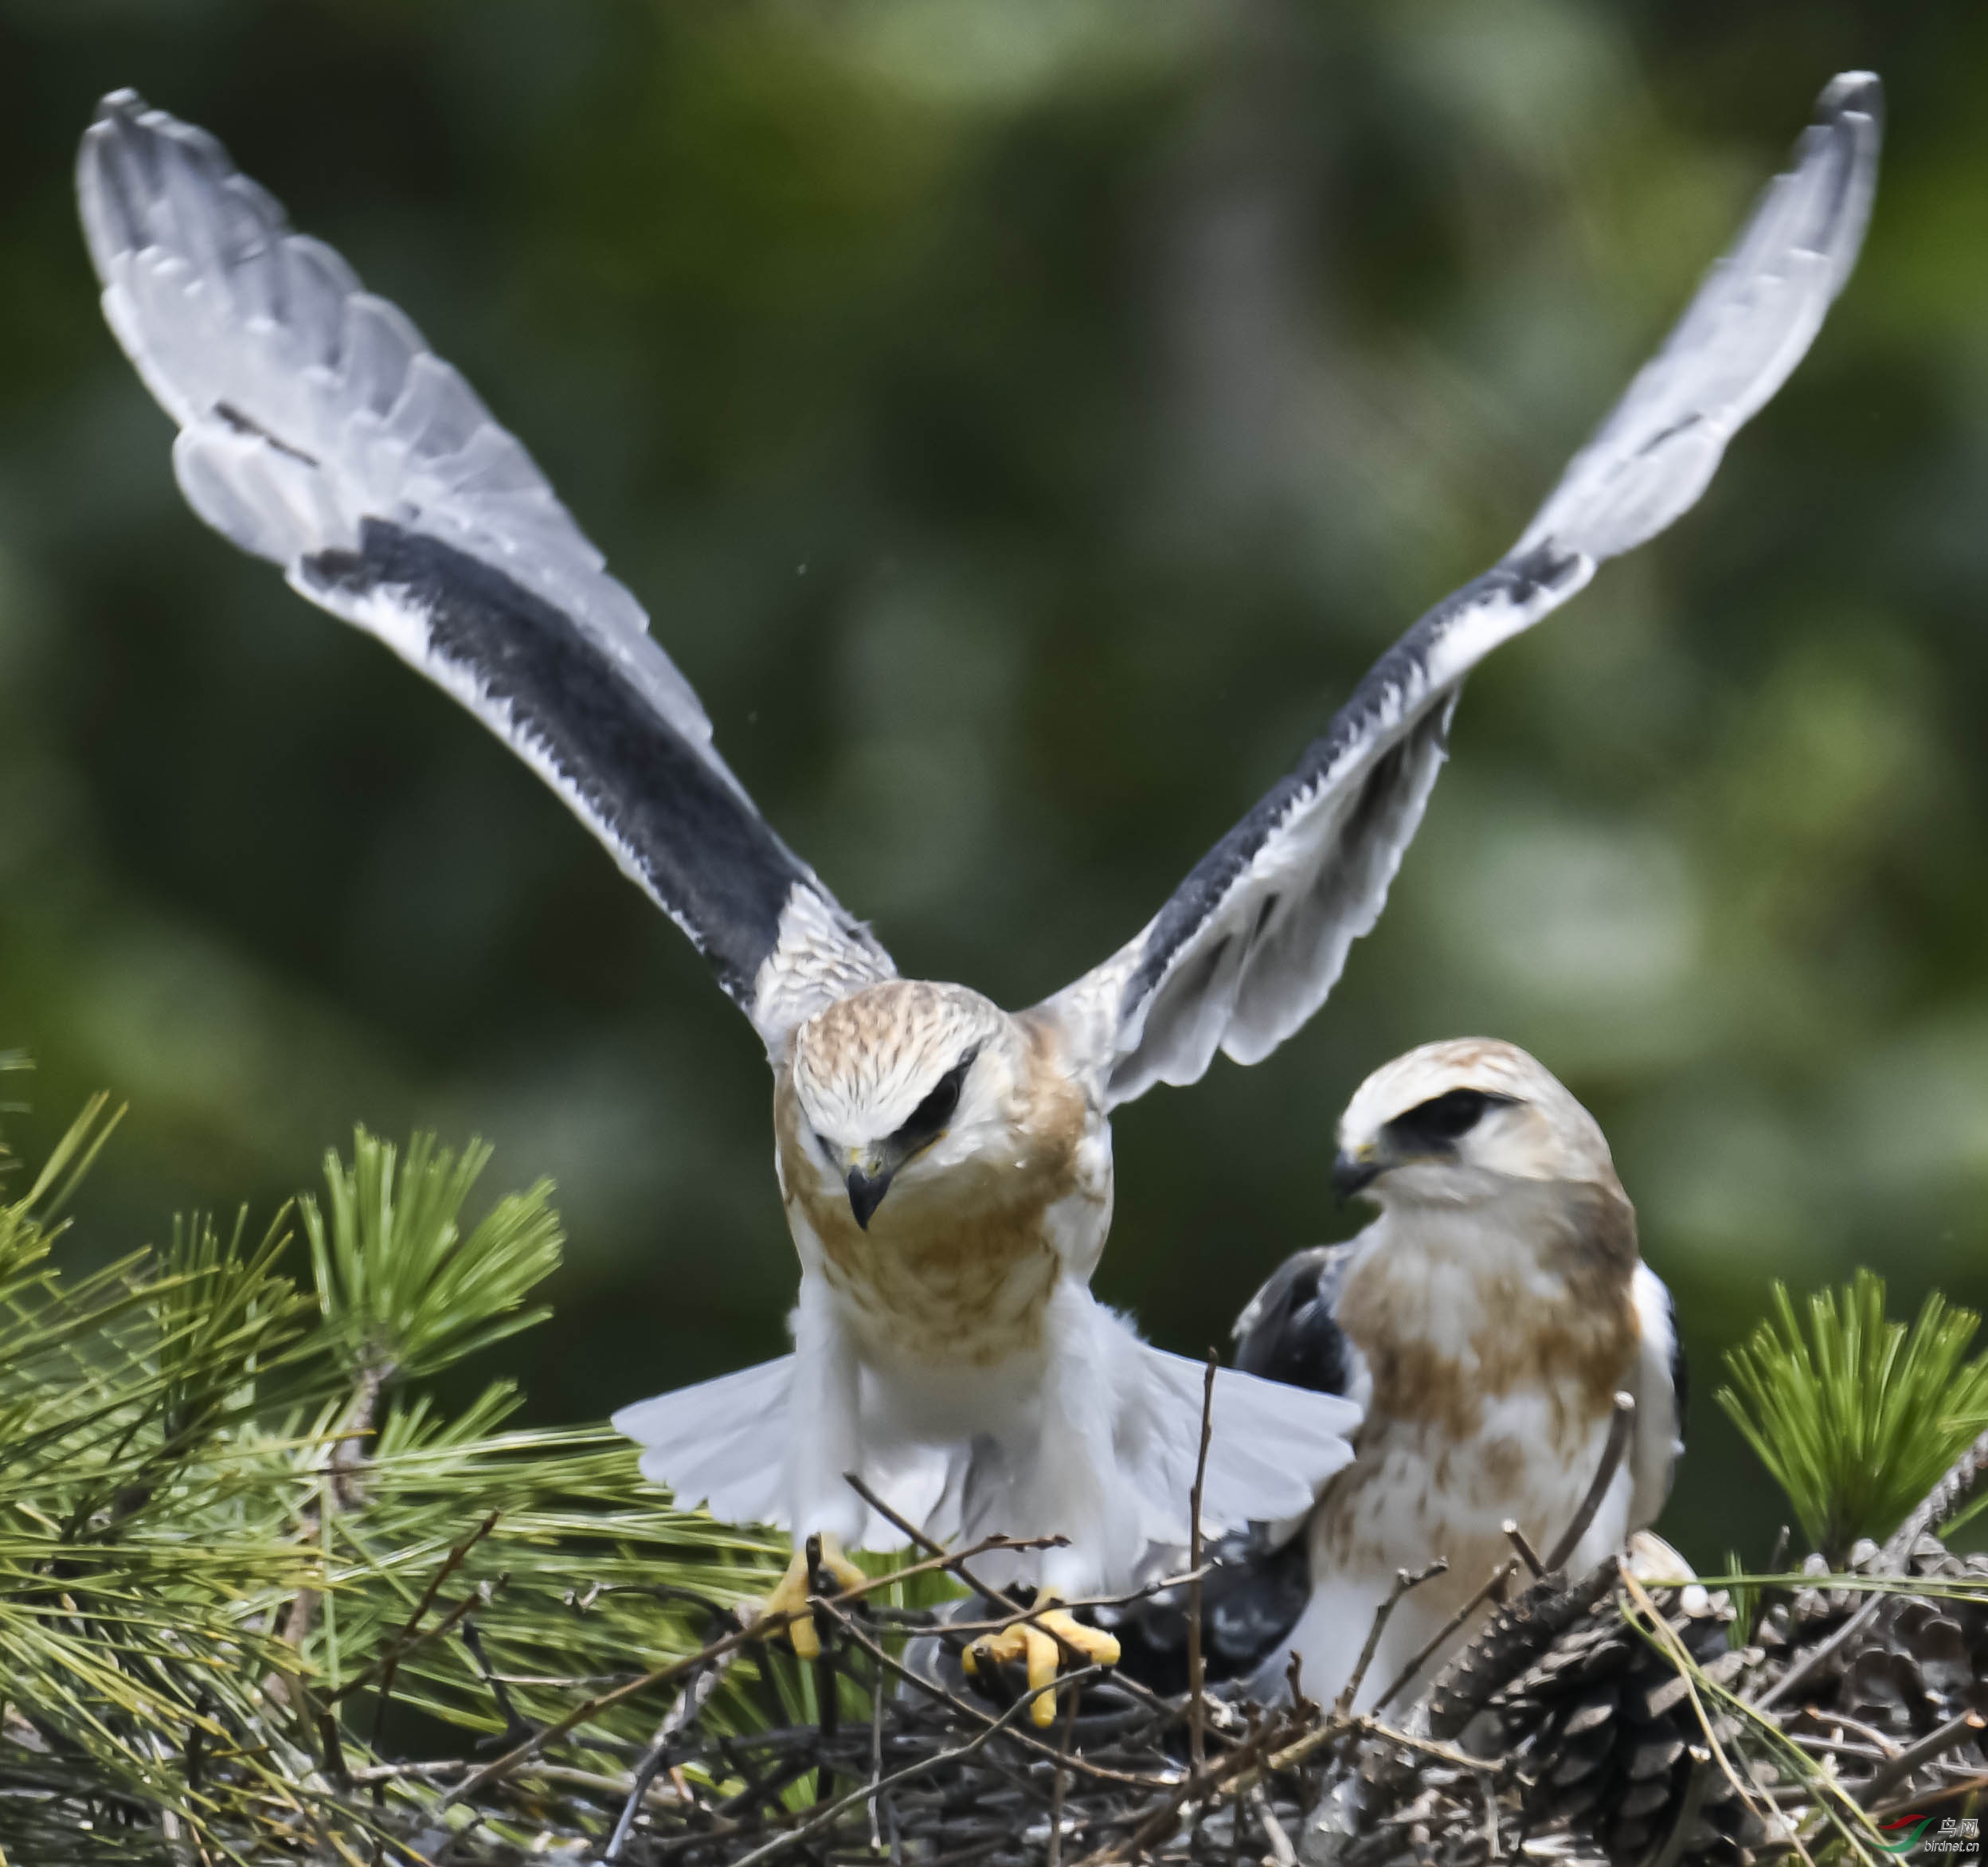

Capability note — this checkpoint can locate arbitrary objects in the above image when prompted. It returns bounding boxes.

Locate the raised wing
[1045,72,1881,1106]
[77,91,893,1055]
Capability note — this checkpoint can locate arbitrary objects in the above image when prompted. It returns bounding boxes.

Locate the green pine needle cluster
[1717,1268,1988,1563]
[0,1070,782,1863]
[301,1128,562,1387]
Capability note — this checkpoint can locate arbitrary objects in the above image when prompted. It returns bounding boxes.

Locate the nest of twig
[7,1112,1986,1864]
[14,1515,1987,1865]
[141,1437,1969,1867]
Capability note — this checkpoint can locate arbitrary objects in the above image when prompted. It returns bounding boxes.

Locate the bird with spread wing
[77,72,1877,1720]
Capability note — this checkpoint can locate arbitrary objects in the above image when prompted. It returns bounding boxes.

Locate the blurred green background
[2,0,1983,1568]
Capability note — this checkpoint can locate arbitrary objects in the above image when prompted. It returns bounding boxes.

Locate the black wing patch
[1121,547,1572,1026]
[1054,75,1880,1109]
[1109,1246,1373,1694]
[78,92,894,1047]
[1097,1528,1311,1697]
[1668,1286,1689,1454]
[1232,1243,1363,1401]
[304,520,810,1009]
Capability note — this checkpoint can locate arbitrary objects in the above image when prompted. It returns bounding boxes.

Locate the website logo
[1880,1814,1981,1857]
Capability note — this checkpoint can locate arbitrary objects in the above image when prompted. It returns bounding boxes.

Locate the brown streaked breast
[772,1062,1070,1369]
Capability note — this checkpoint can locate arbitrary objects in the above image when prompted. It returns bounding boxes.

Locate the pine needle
[1717,1269,1988,1561]
[0,1082,781,1862]
[299,1125,563,1384]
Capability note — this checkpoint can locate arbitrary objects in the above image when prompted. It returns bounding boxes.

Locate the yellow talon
[761,1534,868,1661]
[963,1595,1121,1727]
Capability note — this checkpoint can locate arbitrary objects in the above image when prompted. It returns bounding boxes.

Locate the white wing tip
[1818,71,1882,123]
[80,88,242,266]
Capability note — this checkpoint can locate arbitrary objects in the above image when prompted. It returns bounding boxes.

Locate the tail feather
[612,1357,795,1531]
[612,1337,1362,1569]
[1133,1345,1359,1542]
[612,1357,957,1552]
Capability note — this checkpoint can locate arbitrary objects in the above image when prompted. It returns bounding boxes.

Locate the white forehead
[792,980,1007,1139]
[1340,1037,1615,1181]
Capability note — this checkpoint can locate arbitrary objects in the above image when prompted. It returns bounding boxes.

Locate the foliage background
[1,0,1983,1571]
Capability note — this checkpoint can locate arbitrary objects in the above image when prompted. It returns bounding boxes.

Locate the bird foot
[964,1600,1120,1727]
[760,1534,868,1661]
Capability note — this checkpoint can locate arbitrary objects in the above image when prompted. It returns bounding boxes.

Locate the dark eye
[1386,1088,1513,1151]
[896,1047,980,1145]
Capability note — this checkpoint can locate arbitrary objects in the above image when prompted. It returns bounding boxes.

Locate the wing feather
[1231,1242,1371,1410]
[78,90,893,1050]
[1045,73,1880,1106]
[1628,1263,1687,1531]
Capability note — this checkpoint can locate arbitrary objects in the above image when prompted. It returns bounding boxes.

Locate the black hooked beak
[1332,1147,1382,1202]
[845,1164,895,1231]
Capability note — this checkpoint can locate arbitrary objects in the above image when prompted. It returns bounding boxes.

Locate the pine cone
[1302,1562,1758,1867]
[1489,1579,1770,1866]
[1297,1509,1988,1867]
[1755,1535,1988,1799]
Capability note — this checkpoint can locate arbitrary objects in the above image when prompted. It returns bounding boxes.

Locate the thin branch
[1501,1521,1544,1579]
[1072,1707,1302,1867]
[902,1564,1216,1636]
[1372,1559,1511,1713]
[1791,1733,1892,1767]
[1258,1710,1499,1783]
[722,1664,1109,1867]
[1248,1783,1297,1867]
[843,1472,946,1561]
[604,1610,748,1863]
[1188,1347,1216,1773]
[437,1528,1063,1810]
[1867,1771,1988,1825]
[1542,1391,1635,1571]
[1783,1705,1903,1759]
[1047,1682,1077,1867]
[1752,1592,1886,1712]
[358,1509,499,1773]
[807,1534,839,1804]
[867,1653,885,1853]
[812,1594,1169,1790]
[1860,1709,1986,1806]
[327,1585,487,1708]
[1336,1561,1447,1716]
[842,1469,1077,1629]
[457,1615,530,1746]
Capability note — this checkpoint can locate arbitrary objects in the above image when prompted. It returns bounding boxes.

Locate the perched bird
[1115,1039,1687,1711]
[76,75,1870,1717]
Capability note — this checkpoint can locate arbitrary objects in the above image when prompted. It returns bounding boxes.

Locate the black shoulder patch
[1117,542,1583,1027]
[304,520,807,1008]
[1234,1244,1360,1400]
[1669,1291,1689,1452]
[1097,1529,1309,1695]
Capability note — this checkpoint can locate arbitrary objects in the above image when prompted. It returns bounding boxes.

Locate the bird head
[787,981,1034,1231]
[1331,1038,1617,1209]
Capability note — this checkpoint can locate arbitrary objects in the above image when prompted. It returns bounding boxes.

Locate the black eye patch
[1383,1087,1516,1153]
[894,1046,980,1148]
